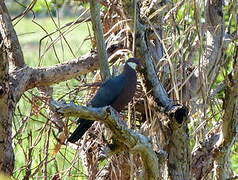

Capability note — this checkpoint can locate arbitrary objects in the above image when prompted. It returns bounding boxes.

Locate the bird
[68,58,140,143]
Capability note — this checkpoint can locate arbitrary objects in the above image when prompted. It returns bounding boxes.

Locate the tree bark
[0,1,23,173]
[0,34,12,173]
[213,60,238,179]
[202,0,224,89]
[0,1,25,71]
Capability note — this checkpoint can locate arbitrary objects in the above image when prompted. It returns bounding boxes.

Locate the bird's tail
[67,119,94,143]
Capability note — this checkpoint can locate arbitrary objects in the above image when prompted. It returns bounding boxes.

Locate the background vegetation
[7,1,93,179]
[13,18,92,179]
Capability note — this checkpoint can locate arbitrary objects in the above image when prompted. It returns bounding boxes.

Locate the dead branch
[132,1,188,124]
[131,1,189,179]
[89,0,110,80]
[51,100,159,180]
[8,52,99,104]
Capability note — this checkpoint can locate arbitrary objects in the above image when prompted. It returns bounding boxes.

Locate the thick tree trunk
[0,1,23,173]
[0,1,25,71]
[0,35,15,174]
[166,126,190,180]
[0,35,11,173]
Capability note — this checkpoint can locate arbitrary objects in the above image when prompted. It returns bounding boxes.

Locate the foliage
[6,0,86,17]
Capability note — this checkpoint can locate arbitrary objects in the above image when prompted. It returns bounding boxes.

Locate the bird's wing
[90,74,125,107]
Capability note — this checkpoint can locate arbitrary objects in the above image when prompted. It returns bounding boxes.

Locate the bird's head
[125,58,142,71]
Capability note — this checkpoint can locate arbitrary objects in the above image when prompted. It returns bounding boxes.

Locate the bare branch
[8,52,98,105]
[133,3,188,122]
[26,54,99,90]
[38,86,64,131]
[130,1,190,179]
[51,100,159,180]
[89,0,110,80]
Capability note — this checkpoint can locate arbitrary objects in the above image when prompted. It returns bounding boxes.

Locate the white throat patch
[127,62,137,70]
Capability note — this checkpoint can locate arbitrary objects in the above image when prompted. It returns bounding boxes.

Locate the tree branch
[9,42,123,115]
[8,51,99,104]
[130,1,190,179]
[191,60,238,179]
[133,2,188,123]
[51,100,159,180]
[89,0,110,80]
[203,0,224,85]
[26,54,99,90]
[213,59,238,179]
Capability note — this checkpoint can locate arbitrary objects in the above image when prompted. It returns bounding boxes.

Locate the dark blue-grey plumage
[68,58,139,143]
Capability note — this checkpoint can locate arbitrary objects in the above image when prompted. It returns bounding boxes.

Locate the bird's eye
[127,62,137,70]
